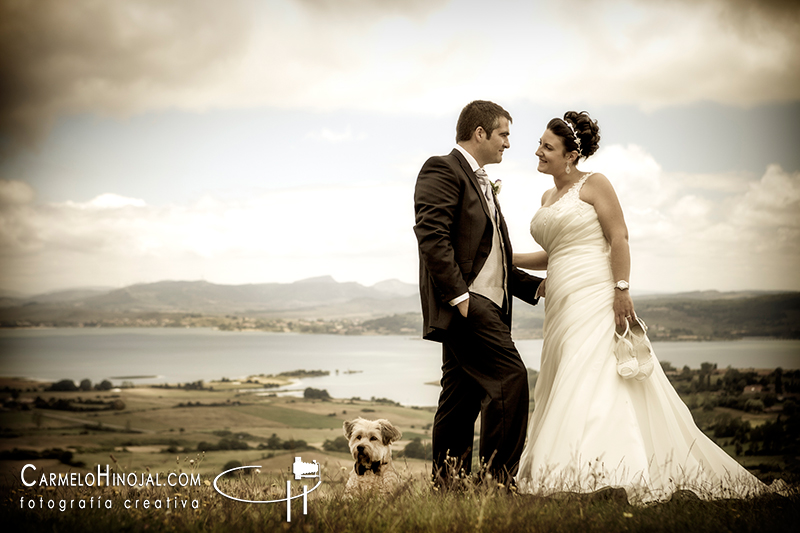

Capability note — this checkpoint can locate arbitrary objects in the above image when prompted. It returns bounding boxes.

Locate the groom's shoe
[613,322,638,379]
[629,317,655,381]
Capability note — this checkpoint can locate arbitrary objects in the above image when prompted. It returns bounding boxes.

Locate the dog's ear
[343,419,356,439]
[377,419,402,445]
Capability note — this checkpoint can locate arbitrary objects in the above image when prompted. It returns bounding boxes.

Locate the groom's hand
[457,297,469,317]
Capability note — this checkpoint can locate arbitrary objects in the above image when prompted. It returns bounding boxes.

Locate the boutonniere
[491,179,502,195]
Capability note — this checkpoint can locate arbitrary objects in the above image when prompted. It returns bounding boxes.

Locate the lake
[1,328,798,407]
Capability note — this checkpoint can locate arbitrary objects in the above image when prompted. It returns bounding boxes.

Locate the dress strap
[576,171,595,192]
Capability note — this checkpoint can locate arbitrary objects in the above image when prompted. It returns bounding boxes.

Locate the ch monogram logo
[213,457,322,522]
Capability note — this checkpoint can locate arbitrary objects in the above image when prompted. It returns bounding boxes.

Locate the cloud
[73,194,148,210]
[709,0,800,33]
[731,164,800,253]
[0,179,38,252]
[295,0,444,21]
[0,180,419,293]
[0,0,254,148]
[501,144,799,292]
[1,0,797,148]
[305,126,366,143]
[1,148,798,294]
[0,179,36,206]
[591,148,799,291]
[541,0,800,109]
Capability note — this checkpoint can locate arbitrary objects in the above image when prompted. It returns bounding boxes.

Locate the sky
[0,0,798,295]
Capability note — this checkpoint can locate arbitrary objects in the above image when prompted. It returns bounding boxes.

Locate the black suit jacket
[414,149,542,341]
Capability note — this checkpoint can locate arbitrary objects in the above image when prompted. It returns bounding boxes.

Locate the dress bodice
[530,172,608,260]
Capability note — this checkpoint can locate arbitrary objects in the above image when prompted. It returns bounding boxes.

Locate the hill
[0,278,797,340]
[0,277,420,324]
[634,292,800,340]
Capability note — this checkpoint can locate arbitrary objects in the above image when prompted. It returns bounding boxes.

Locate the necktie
[475,168,496,217]
[474,168,507,308]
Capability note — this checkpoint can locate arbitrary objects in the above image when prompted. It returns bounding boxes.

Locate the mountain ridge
[0,278,421,318]
[1,279,797,340]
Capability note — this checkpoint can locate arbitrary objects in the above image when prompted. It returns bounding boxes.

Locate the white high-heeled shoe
[613,320,638,379]
[629,317,655,381]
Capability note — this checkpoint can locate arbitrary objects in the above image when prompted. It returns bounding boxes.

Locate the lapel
[450,149,493,221]
[495,196,512,252]
[449,149,512,256]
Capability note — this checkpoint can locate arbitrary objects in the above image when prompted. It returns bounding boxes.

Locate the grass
[1,378,797,531]
[2,456,797,533]
[228,404,344,429]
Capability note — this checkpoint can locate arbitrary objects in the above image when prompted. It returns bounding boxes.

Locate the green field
[0,378,434,480]
[0,372,797,532]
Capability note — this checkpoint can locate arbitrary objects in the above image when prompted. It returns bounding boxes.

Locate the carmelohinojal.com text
[18,463,201,512]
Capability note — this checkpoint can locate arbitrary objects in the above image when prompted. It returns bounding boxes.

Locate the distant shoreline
[2,324,798,343]
[1,363,793,391]
[2,287,797,339]
[2,333,797,406]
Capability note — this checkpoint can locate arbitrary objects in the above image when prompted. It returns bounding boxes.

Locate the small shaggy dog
[343,417,402,495]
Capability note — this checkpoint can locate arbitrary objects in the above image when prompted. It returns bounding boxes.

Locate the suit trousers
[431,292,529,484]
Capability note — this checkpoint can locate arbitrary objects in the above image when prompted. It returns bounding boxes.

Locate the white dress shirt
[449,145,507,309]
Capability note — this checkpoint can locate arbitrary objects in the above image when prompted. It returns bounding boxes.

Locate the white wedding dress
[516,173,769,503]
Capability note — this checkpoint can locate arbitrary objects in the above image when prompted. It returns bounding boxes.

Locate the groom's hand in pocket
[457,297,469,318]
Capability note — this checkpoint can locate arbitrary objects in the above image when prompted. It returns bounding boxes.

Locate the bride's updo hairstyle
[547,111,600,161]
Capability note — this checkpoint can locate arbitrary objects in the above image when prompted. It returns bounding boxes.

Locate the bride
[513,111,770,503]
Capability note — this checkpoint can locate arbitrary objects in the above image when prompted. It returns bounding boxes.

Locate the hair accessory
[563,119,582,153]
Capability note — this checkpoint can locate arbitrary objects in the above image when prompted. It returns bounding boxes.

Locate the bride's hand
[613,290,635,327]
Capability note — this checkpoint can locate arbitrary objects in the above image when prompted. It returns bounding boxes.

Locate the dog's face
[343,417,402,475]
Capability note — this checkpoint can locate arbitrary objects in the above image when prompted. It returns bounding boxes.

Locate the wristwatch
[614,280,630,291]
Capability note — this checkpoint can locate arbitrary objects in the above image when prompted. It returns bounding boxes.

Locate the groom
[413,100,543,486]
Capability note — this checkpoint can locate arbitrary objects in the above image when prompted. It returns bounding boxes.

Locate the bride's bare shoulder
[582,172,615,191]
[541,187,556,206]
[580,172,619,203]
[584,171,609,184]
